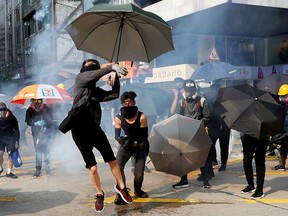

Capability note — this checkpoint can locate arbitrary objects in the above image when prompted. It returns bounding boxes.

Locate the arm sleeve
[75,65,113,88]
[94,75,120,102]
[202,99,210,127]
[115,127,121,140]
[12,115,20,141]
[138,127,148,143]
[25,108,33,126]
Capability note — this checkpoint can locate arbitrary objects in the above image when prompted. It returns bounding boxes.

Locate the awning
[169,3,288,38]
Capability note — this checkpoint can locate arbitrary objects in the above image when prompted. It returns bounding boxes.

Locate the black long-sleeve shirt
[0,110,20,142]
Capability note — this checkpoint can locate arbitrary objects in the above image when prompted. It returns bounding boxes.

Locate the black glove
[117,136,132,150]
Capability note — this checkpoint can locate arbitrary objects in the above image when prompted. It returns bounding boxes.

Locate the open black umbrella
[65,3,174,62]
[148,114,212,177]
[257,74,288,95]
[214,84,286,139]
[191,61,237,82]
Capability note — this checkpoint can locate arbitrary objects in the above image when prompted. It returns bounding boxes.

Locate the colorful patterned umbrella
[10,84,73,105]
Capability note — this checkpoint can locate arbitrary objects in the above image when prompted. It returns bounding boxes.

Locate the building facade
[1,0,288,88]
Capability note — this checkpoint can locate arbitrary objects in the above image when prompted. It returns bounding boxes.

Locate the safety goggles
[185,82,195,87]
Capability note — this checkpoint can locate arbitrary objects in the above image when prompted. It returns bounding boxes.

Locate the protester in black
[114,91,149,204]
[0,102,20,179]
[25,98,53,177]
[59,59,132,212]
[240,134,269,199]
[172,79,212,189]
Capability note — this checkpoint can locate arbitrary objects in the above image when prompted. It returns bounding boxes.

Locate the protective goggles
[185,82,195,87]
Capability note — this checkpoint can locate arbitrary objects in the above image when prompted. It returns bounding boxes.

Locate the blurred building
[1,0,288,88]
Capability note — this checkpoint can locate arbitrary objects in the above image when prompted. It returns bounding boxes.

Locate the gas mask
[0,109,9,120]
[182,90,198,101]
[183,80,198,101]
[279,95,288,105]
[31,99,44,112]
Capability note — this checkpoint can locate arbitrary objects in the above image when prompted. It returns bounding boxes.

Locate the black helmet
[183,79,197,93]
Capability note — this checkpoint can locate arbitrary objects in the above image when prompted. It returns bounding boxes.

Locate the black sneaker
[218,164,227,172]
[114,193,127,205]
[95,191,104,212]
[0,167,3,175]
[172,180,189,189]
[134,189,148,198]
[212,161,219,169]
[33,170,41,178]
[272,165,285,171]
[251,190,265,199]
[241,185,255,194]
[6,172,18,179]
[202,181,212,189]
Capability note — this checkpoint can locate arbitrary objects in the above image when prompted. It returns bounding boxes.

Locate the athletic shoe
[202,181,212,189]
[218,164,227,172]
[95,191,104,212]
[134,189,148,198]
[172,180,189,189]
[33,170,41,177]
[6,172,18,179]
[241,185,255,194]
[114,194,127,205]
[251,190,265,199]
[212,161,219,169]
[114,184,132,204]
[272,165,285,171]
[0,167,3,175]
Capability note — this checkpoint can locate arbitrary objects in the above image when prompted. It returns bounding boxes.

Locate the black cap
[120,91,137,103]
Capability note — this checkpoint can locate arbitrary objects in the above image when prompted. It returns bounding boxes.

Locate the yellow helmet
[278,84,288,96]
[57,83,65,90]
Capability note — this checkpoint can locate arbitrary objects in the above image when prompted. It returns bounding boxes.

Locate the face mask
[120,106,138,119]
[279,96,288,105]
[80,64,100,73]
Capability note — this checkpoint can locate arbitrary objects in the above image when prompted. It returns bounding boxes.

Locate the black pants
[116,141,149,191]
[210,126,231,165]
[241,134,269,192]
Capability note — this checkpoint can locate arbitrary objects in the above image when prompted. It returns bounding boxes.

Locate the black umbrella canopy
[257,74,288,95]
[65,3,174,62]
[149,114,212,176]
[214,84,286,139]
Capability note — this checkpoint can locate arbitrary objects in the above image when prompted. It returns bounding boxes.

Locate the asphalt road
[1,131,288,216]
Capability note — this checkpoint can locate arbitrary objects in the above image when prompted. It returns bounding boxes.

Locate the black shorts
[0,137,15,152]
[71,124,116,169]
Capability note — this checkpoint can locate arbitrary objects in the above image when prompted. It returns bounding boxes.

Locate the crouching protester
[114,91,150,205]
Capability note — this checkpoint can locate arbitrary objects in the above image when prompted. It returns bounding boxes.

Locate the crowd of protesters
[1,59,287,212]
